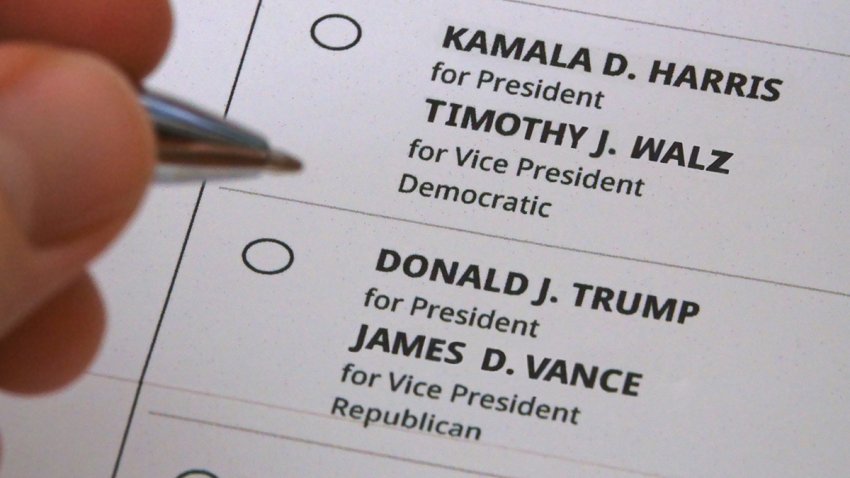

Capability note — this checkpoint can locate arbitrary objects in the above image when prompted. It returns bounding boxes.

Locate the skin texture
[0,1,172,393]
[0,0,171,78]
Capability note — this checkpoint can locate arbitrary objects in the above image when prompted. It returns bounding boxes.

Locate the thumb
[0,43,155,338]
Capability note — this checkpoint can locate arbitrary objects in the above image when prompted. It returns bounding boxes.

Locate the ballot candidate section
[221,1,848,292]
[114,1,850,477]
[117,188,847,477]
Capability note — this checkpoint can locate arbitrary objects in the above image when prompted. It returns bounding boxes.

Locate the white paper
[3,1,849,477]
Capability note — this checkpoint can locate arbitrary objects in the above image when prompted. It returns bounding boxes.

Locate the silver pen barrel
[141,90,301,181]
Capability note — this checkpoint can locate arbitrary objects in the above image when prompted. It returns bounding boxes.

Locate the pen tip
[267,150,302,172]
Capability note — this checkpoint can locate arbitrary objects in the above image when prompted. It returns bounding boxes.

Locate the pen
[141,90,301,181]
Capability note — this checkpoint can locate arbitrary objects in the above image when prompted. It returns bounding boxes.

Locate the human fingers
[0,273,104,394]
[0,0,172,79]
[0,44,155,345]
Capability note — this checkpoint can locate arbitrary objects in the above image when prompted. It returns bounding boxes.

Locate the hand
[0,0,172,393]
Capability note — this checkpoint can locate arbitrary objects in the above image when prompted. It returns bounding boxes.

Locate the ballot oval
[241,238,294,275]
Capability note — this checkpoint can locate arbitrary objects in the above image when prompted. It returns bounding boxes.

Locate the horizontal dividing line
[88,372,330,420]
[150,411,515,478]
[220,187,850,299]
[88,372,665,477]
[497,0,850,58]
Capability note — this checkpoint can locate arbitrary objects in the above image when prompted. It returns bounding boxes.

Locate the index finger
[0,0,172,79]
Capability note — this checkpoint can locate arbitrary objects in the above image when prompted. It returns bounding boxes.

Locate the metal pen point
[141,90,301,181]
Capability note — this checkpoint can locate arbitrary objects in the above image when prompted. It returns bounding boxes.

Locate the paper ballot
[2,1,849,477]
